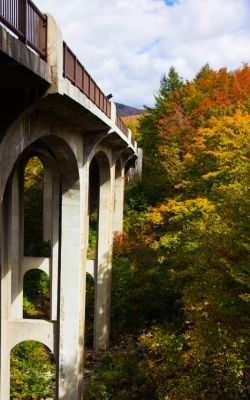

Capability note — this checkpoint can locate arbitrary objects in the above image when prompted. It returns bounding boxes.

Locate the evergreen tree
[156,66,183,106]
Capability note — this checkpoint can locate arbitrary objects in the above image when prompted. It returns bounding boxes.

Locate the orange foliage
[158,64,250,153]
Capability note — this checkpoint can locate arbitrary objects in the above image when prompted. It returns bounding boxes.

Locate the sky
[35,0,250,108]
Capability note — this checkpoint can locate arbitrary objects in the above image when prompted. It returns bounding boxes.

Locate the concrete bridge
[0,1,140,399]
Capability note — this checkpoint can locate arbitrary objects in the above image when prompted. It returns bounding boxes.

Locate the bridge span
[0,1,140,399]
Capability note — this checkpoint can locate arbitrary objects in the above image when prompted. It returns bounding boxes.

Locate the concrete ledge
[22,257,50,277]
[7,320,57,353]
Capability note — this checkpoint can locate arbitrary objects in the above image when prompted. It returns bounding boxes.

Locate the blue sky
[164,0,179,5]
[35,0,250,108]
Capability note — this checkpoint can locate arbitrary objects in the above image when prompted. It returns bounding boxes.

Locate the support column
[41,155,60,322]
[113,160,125,234]
[94,155,115,349]
[58,181,83,400]
[0,189,11,400]
[10,169,23,319]
[50,170,60,322]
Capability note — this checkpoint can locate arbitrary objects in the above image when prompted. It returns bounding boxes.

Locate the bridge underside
[0,25,51,137]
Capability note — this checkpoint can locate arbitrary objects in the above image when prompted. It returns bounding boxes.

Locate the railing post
[19,0,28,45]
[63,42,67,78]
[74,55,77,83]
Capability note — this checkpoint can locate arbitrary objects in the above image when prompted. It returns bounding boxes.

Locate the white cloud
[35,0,250,107]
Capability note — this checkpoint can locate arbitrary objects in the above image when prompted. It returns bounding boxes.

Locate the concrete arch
[88,143,113,169]
[8,321,55,354]
[0,116,80,201]
[22,258,50,279]
[23,267,49,280]
[0,129,83,399]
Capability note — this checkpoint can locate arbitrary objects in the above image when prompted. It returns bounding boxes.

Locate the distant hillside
[122,114,142,141]
[115,103,143,117]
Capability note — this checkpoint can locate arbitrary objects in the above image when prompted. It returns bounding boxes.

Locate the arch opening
[23,269,50,320]
[23,156,50,257]
[87,150,112,350]
[10,341,56,400]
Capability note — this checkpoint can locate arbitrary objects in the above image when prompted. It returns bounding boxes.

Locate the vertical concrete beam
[58,181,83,400]
[41,154,60,322]
[78,156,90,394]
[50,171,60,322]
[0,191,11,400]
[113,160,125,234]
[10,169,23,319]
[94,154,115,349]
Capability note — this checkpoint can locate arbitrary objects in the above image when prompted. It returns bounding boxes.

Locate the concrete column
[94,154,115,349]
[50,171,60,322]
[40,153,60,321]
[58,181,83,400]
[0,190,11,400]
[79,156,90,387]
[113,160,125,234]
[10,169,23,319]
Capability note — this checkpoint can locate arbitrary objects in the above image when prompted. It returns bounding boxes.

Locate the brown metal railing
[63,42,112,118]
[0,0,47,58]
[116,112,129,137]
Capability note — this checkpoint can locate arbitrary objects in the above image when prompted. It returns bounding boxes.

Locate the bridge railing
[63,43,130,139]
[0,0,47,59]
[63,42,112,119]
[116,113,129,137]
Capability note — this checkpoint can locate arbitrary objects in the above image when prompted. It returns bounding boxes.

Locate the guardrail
[63,42,112,119]
[0,0,47,59]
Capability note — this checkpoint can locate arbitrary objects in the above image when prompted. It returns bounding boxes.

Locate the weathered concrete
[0,25,51,137]
[113,157,125,233]
[0,7,140,400]
[0,25,51,82]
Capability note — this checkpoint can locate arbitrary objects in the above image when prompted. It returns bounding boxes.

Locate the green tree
[157,66,183,104]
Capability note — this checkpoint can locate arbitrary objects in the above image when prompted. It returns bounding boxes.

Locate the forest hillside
[85,64,250,399]
[115,103,143,116]
[10,64,250,400]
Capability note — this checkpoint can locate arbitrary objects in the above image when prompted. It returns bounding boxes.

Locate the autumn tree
[86,64,250,399]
